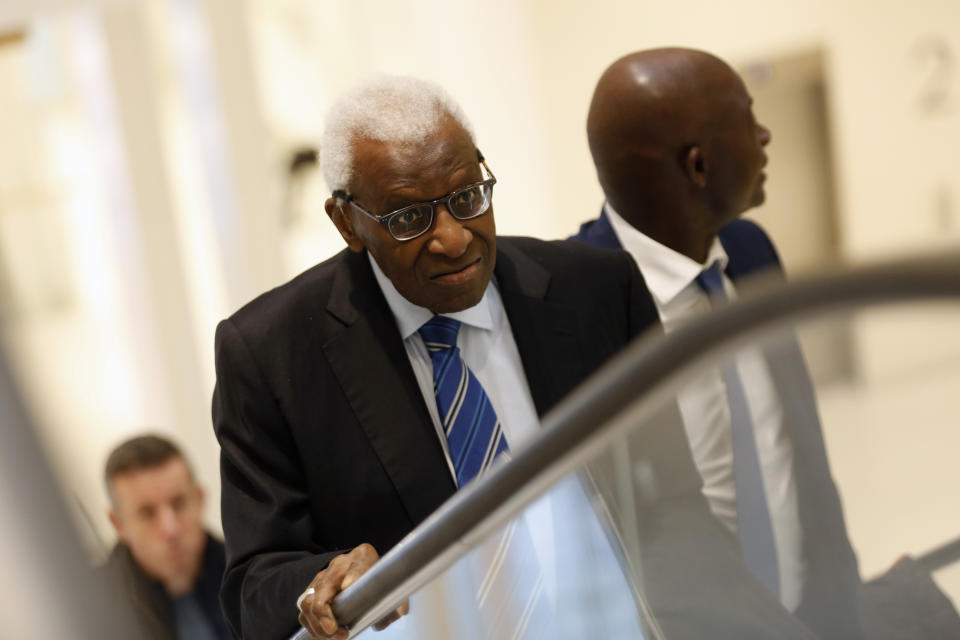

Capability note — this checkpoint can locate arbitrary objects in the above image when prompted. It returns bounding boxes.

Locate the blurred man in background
[104,434,229,640]
[571,47,862,639]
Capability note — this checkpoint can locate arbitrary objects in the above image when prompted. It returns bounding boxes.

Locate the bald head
[588,49,733,156]
[587,48,771,261]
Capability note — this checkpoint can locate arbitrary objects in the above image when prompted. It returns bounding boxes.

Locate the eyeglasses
[333,155,496,242]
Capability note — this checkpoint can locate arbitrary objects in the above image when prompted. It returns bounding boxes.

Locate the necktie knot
[695,260,728,304]
[419,316,461,352]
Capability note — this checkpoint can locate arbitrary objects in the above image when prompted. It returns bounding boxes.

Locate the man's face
[329,117,496,314]
[706,74,772,219]
[108,457,206,596]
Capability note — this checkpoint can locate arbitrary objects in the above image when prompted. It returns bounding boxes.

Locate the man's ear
[325,197,365,253]
[108,508,125,541]
[684,145,708,188]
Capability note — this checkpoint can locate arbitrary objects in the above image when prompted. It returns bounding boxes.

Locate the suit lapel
[322,252,455,525]
[572,207,622,249]
[495,239,585,417]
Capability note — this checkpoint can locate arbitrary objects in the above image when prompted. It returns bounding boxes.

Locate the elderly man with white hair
[212,75,817,640]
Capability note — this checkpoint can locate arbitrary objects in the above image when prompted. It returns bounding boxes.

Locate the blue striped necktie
[419,316,554,638]
[696,261,781,599]
[419,315,509,486]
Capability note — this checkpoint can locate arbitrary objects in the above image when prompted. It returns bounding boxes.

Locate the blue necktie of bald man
[696,261,781,600]
[419,315,551,638]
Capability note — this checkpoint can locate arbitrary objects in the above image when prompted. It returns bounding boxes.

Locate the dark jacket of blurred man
[571,47,863,640]
[104,435,229,640]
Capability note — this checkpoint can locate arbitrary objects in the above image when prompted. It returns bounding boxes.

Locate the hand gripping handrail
[291,251,960,639]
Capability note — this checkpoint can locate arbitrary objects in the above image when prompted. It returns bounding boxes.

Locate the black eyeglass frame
[332,150,497,242]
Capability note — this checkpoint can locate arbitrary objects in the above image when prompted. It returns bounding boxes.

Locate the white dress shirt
[368,254,542,479]
[605,203,806,611]
[369,250,672,630]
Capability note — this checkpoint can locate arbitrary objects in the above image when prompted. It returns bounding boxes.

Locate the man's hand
[297,543,409,639]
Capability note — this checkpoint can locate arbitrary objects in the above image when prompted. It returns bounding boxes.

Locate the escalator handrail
[290,251,960,639]
[916,535,960,573]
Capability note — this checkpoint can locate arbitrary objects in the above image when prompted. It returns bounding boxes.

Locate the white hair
[320,75,476,194]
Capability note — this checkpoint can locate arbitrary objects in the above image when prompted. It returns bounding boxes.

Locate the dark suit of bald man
[572,211,863,640]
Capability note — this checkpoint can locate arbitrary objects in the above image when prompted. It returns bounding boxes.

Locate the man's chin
[162,567,201,596]
[421,267,492,314]
[428,289,485,314]
[164,578,194,597]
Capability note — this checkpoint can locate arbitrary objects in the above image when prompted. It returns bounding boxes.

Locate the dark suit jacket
[213,236,819,639]
[103,534,229,640]
[572,210,864,640]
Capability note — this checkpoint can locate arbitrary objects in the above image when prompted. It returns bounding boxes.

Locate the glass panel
[811,303,960,635]
[589,304,960,638]
[350,301,960,640]
[353,474,649,639]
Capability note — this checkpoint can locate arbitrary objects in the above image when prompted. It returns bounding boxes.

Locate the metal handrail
[292,251,960,639]
[916,535,960,574]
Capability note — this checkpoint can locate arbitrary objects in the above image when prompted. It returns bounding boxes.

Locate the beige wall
[519,0,960,250]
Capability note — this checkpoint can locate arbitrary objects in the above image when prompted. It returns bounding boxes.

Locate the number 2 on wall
[912,36,956,117]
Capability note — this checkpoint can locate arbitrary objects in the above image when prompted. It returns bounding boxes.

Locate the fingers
[340,543,378,590]
[373,614,396,631]
[297,543,381,638]
[296,587,315,611]
[299,608,345,640]
[373,599,410,631]
[300,597,337,636]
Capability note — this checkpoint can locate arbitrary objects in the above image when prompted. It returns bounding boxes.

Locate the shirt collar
[367,252,499,340]
[604,202,729,306]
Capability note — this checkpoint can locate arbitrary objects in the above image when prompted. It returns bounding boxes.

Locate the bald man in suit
[572,48,863,639]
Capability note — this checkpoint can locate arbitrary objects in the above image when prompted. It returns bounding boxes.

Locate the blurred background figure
[103,434,229,640]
